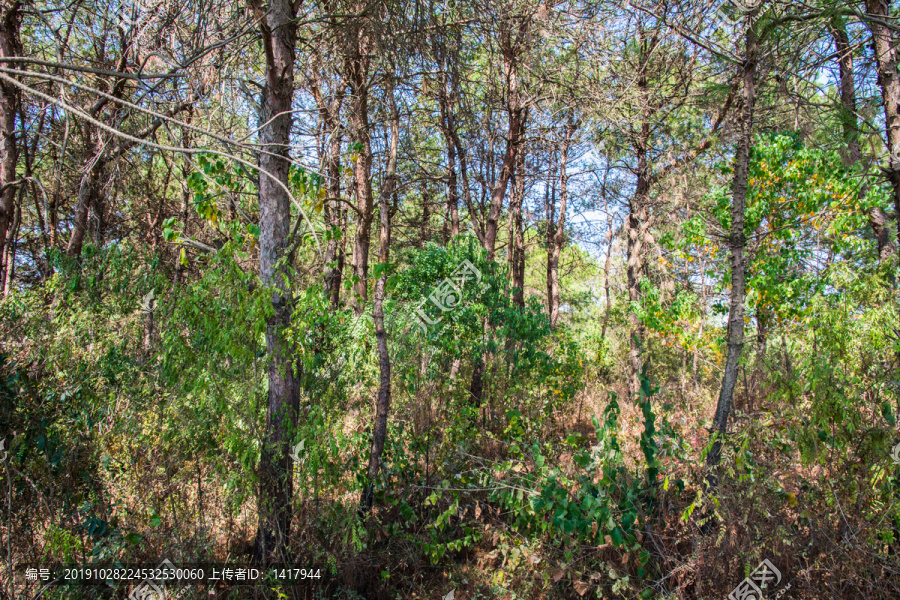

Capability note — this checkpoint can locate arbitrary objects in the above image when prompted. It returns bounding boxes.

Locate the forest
[0,0,899,598]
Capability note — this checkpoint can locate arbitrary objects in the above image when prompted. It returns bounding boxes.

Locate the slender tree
[707,5,760,472]
[547,117,576,327]
[248,0,302,564]
[0,0,20,285]
[362,75,399,511]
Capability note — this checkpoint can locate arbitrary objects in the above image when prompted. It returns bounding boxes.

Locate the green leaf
[609,526,624,547]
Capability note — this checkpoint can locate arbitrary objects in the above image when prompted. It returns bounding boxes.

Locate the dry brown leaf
[552,568,566,583]
[574,580,590,597]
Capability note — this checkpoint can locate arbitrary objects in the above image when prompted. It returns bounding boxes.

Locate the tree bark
[508,114,526,308]
[66,50,129,258]
[362,78,399,511]
[438,72,460,239]
[864,0,900,412]
[174,108,193,287]
[421,188,431,248]
[249,0,301,565]
[707,12,758,472]
[625,33,654,401]
[626,171,650,399]
[831,15,892,262]
[483,16,527,260]
[548,118,576,328]
[0,0,20,285]
[2,198,17,294]
[599,166,614,343]
[347,22,373,316]
[469,15,529,411]
[309,77,344,307]
[67,126,105,258]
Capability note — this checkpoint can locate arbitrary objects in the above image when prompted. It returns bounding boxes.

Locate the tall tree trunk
[545,150,555,317]
[864,0,900,411]
[626,177,649,399]
[831,15,891,261]
[310,84,344,308]
[347,24,373,316]
[483,17,527,260]
[66,53,128,259]
[174,108,192,287]
[249,0,301,565]
[707,12,758,472]
[508,116,526,308]
[421,188,431,248]
[67,131,105,259]
[831,16,862,165]
[0,0,20,285]
[626,35,653,401]
[469,16,528,410]
[548,119,575,328]
[600,167,614,343]
[2,199,16,294]
[362,79,399,511]
[693,254,707,394]
[438,73,460,239]
[449,106,482,244]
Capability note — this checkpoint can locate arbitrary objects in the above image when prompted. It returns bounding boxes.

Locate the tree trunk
[419,188,431,248]
[174,109,192,287]
[362,80,399,511]
[438,73,460,239]
[67,130,105,259]
[831,15,891,262]
[706,12,758,472]
[249,0,300,565]
[600,167,614,343]
[314,88,344,308]
[2,199,17,294]
[0,0,20,285]
[626,36,653,401]
[626,185,649,399]
[693,254,707,394]
[66,53,129,259]
[347,25,373,316]
[508,116,526,308]
[483,17,527,260]
[864,0,900,412]
[548,119,575,328]
[469,16,528,410]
